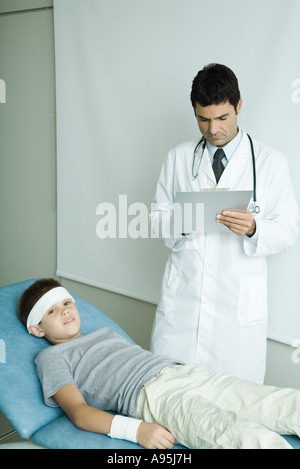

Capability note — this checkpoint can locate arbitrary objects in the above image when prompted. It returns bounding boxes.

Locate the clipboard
[174,190,252,234]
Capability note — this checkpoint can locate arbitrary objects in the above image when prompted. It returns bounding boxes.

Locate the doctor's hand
[216,210,256,237]
[137,422,175,449]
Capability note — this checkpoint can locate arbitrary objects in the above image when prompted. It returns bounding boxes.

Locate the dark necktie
[212,148,225,183]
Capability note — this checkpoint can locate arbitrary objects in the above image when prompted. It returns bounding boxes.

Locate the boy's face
[29,298,81,345]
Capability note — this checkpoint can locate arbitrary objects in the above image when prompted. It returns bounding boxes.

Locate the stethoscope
[192,134,260,214]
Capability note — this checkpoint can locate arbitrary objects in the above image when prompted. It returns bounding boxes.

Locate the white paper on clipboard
[174,190,252,234]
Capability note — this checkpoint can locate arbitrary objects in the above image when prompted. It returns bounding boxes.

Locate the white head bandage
[26,287,75,333]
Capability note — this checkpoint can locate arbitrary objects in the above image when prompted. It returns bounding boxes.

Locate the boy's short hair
[18,278,62,327]
[190,63,241,111]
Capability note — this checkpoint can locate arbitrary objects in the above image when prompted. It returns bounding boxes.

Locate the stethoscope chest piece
[249,203,260,214]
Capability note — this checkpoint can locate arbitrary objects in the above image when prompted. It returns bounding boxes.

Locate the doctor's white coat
[150,130,299,384]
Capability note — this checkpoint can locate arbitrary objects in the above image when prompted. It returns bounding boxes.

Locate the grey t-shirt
[35,327,178,418]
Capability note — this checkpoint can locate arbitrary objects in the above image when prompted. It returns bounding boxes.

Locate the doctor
[150,64,299,384]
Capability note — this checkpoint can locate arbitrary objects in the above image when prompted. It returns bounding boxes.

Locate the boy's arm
[53,384,175,449]
[54,384,114,434]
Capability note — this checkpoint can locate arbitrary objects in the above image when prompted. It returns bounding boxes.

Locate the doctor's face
[194,100,242,147]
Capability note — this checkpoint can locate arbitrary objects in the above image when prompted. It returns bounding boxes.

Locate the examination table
[0,280,299,449]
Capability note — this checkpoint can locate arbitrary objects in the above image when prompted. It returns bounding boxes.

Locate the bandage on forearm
[108,415,142,443]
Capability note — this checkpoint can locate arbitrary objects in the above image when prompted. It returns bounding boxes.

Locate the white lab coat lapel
[218,131,253,190]
[198,147,216,185]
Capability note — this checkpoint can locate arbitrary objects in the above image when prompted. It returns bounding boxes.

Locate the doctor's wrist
[246,219,256,238]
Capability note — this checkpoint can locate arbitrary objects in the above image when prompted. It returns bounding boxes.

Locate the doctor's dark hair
[18,278,62,327]
[190,63,241,111]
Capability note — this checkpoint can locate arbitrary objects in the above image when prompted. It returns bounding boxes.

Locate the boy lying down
[18,279,300,450]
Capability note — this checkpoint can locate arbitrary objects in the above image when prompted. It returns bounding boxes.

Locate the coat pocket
[158,261,181,312]
[237,275,267,326]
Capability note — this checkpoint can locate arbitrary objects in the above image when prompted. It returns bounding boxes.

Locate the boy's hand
[137,422,175,449]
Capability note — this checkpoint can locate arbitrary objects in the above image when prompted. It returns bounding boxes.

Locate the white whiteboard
[53,0,300,344]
